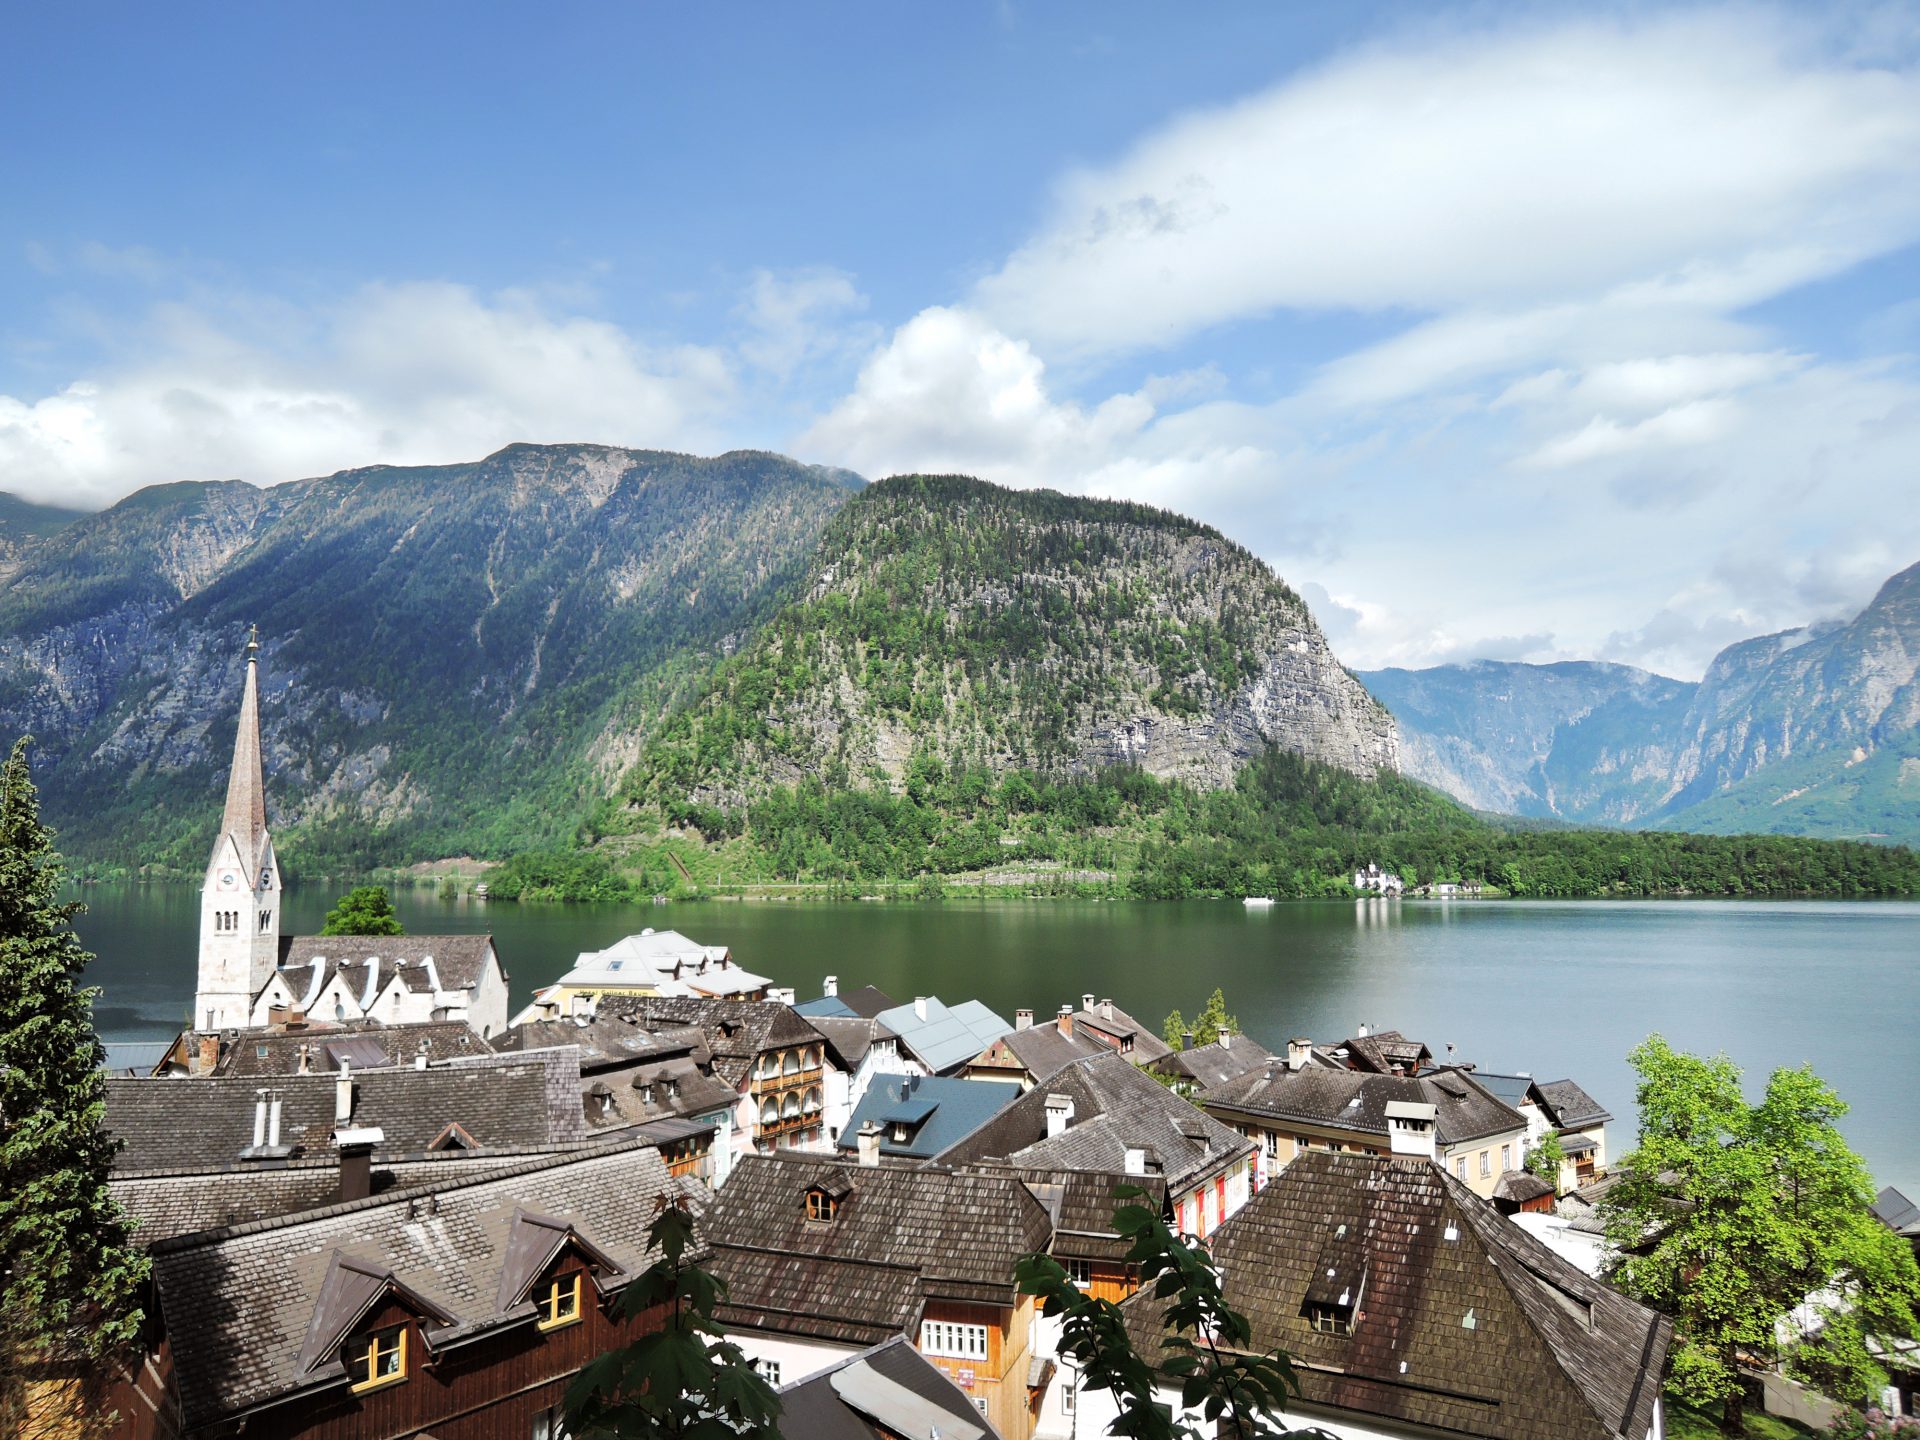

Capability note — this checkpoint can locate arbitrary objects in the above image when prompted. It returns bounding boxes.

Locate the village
[80,627,1920,1440]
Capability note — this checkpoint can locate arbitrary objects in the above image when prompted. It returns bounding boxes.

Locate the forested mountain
[1362,559,1920,844]
[617,473,1397,825]
[0,445,860,871]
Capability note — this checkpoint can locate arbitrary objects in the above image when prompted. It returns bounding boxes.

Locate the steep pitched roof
[977,1165,1169,1262]
[594,995,826,1089]
[1203,1063,1525,1148]
[837,1075,1020,1160]
[937,1052,1252,1197]
[1070,1000,1175,1063]
[706,1155,1052,1347]
[875,997,1014,1075]
[1874,1186,1920,1238]
[214,1019,493,1077]
[1122,1152,1671,1440]
[104,1048,587,1174]
[1535,1079,1613,1130]
[147,1141,675,1428]
[270,934,503,1010]
[210,640,270,879]
[1149,1034,1274,1092]
[970,1023,1107,1082]
[1337,1028,1433,1075]
[776,1336,1001,1440]
[808,1015,899,1073]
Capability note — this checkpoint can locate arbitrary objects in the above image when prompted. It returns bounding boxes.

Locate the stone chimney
[1124,1146,1147,1176]
[824,975,839,997]
[333,1126,384,1203]
[1181,1029,1195,1052]
[1357,1022,1370,1038]
[1016,1009,1033,1030]
[414,1039,430,1072]
[1081,993,1095,1013]
[252,1089,269,1149]
[1099,998,1114,1021]
[196,1033,220,1075]
[768,986,796,1006]
[1056,1005,1073,1037]
[914,996,929,1022]
[1386,1101,1438,1160]
[268,1090,283,1148]
[334,1061,354,1124]
[1219,1025,1232,1051]
[856,1121,882,1167]
[1044,1092,1074,1138]
[1287,1037,1312,1072]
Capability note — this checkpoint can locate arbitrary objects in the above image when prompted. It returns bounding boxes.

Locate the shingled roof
[796,984,898,1021]
[1535,1078,1613,1130]
[147,1140,676,1429]
[1335,1028,1433,1075]
[212,1019,494,1078]
[1122,1151,1670,1440]
[594,995,827,1089]
[104,1048,587,1174]
[271,934,503,1006]
[1148,1034,1274,1092]
[1069,998,1175,1064]
[937,1053,1252,1198]
[968,1022,1108,1084]
[1203,1063,1525,1148]
[807,1014,900,1073]
[777,1336,1003,1440]
[705,1155,1052,1348]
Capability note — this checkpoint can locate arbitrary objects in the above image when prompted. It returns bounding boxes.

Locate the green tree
[0,739,148,1432]
[1600,1037,1920,1435]
[565,1198,781,1439]
[319,885,404,937]
[1162,989,1239,1050]
[1016,1188,1321,1438]
[1525,1131,1566,1186]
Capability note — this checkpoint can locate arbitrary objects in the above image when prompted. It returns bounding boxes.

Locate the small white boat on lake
[1243,896,1276,907]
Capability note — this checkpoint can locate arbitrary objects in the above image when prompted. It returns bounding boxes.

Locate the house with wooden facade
[112,1141,683,1440]
[961,1008,1109,1089]
[704,1154,1054,1439]
[1098,1151,1671,1440]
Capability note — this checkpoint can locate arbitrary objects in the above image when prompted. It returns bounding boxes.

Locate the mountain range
[1362,561,1920,845]
[0,442,1913,872]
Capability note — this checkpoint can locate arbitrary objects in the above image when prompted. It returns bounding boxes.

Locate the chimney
[1386,1101,1438,1160]
[1124,1146,1146,1176]
[1219,1025,1232,1051]
[914,996,929,1022]
[1357,1022,1370,1038]
[1099,998,1114,1021]
[1044,1092,1074,1138]
[333,1127,383,1203]
[1056,1005,1073,1037]
[414,1039,430,1071]
[768,986,796,1006]
[824,975,839,997]
[296,1043,313,1076]
[197,1033,219,1075]
[268,1003,290,1029]
[1181,1029,1195,1052]
[252,1089,268,1149]
[1081,993,1095,1013]
[1287,1037,1312,1072]
[1015,1009,1033,1031]
[335,1061,354,1124]
[268,1091,283,1148]
[856,1121,882,1167]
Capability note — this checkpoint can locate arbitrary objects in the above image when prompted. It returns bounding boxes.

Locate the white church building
[188,633,507,1043]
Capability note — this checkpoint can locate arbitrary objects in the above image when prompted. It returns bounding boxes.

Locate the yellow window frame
[346,1322,408,1392]
[536,1271,584,1331]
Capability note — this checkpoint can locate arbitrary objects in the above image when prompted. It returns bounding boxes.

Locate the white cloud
[0,282,737,507]
[735,267,874,379]
[973,10,1920,358]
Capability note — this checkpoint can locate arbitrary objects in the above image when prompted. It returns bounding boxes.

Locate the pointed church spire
[219,627,267,869]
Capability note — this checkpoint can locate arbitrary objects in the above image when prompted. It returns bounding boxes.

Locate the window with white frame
[1064,1258,1092,1290]
[921,1319,989,1360]
[757,1358,782,1387]
[1500,1143,1512,1172]
[1478,1149,1491,1177]
[1455,1155,1468,1179]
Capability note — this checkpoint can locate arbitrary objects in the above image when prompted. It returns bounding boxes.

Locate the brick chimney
[196,1033,220,1075]
[1056,1005,1073,1037]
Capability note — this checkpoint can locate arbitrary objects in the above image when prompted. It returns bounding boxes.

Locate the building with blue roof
[837,1074,1021,1161]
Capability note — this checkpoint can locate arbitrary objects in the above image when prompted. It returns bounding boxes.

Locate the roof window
[1304,1301,1352,1335]
[805,1187,839,1222]
[345,1322,408,1393]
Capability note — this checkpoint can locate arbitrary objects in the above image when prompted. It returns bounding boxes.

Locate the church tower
[195,629,282,1031]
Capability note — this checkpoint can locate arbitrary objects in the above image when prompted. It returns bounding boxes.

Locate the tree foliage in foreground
[1017,1187,1326,1439]
[1162,988,1240,1050]
[0,739,148,1433]
[565,1198,781,1440]
[318,884,404,937]
[1600,1037,1920,1436]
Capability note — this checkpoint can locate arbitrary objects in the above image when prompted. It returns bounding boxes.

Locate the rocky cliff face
[0,446,859,867]
[1363,559,1920,843]
[627,475,1397,813]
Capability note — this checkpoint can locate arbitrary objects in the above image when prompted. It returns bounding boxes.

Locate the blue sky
[7,3,1920,677]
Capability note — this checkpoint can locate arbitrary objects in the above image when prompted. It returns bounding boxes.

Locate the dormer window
[535,1272,583,1331]
[1305,1302,1352,1335]
[805,1187,838,1222]
[345,1322,408,1392]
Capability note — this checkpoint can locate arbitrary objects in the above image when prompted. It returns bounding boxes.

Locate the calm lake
[75,886,1920,1195]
